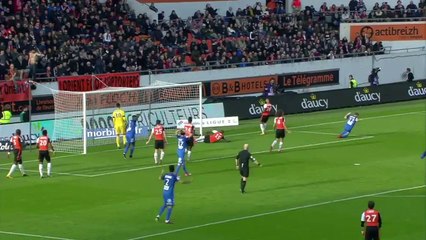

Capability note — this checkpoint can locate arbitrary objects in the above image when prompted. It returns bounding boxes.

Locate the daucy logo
[301,94,329,109]
[249,103,278,115]
[408,82,426,97]
[354,88,381,103]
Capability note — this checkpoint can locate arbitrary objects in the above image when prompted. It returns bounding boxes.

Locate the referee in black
[235,144,261,193]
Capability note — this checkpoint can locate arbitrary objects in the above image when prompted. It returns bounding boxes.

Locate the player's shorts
[365,226,379,240]
[187,137,194,147]
[115,125,125,135]
[38,150,51,163]
[126,135,136,144]
[155,140,164,149]
[203,135,210,143]
[260,115,269,123]
[163,194,175,206]
[275,129,285,139]
[13,149,22,164]
[240,167,249,178]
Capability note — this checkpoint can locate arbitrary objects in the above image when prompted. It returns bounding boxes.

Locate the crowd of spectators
[0,0,424,81]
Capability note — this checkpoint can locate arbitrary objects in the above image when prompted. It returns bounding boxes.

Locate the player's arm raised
[344,112,351,119]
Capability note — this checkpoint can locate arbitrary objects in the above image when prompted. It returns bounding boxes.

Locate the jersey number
[39,139,48,146]
[366,214,377,223]
[164,179,170,191]
[155,129,163,135]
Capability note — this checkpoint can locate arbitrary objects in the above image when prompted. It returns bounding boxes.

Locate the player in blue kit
[123,115,138,159]
[338,112,359,138]
[175,130,191,176]
[421,151,426,159]
[156,165,180,224]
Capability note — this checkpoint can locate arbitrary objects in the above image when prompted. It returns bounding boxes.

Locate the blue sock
[175,164,181,174]
[182,163,189,174]
[158,205,166,217]
[124,143,130,155]
[166,207,173,221]
[421,151,426,159]
[130,144,135,156]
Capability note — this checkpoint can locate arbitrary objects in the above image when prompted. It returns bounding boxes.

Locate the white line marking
[0,168,92,178]
[128,185,425,240]
[374,195,426,198]
[292,130,338,136]
[88,136,374,178]
[0,230,76,240]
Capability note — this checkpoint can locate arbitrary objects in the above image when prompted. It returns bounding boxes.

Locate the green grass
[0,100,425,240]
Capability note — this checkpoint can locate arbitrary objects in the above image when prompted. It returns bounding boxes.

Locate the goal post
[51,82,204,154]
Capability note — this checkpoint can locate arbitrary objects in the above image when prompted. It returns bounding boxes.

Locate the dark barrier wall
[210,80,426,119]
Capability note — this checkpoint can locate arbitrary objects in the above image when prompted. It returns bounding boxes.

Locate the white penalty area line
[128,185,426,240]
[87,136,374,178]
[0,230,76,240]
[0,168,92,178]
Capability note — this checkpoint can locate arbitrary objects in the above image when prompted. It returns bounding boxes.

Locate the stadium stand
[0,0,424,81]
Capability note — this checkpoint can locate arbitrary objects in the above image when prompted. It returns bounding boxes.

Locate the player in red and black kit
[195,130,228,143]
[146,120,168,165]
[260,98,273,135]
[361,201,382,240]
[184,117,195,161]
[36,130,55,178]
[6,129,27,178]
[270,110,290,152]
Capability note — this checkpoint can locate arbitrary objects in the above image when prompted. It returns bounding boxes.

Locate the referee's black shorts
[240,167,249,178]
[365,226,380,240]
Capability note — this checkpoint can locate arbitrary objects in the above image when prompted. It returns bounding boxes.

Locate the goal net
[51,82,203,154]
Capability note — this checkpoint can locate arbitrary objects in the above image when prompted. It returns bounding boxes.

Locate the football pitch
[0,100,425,240]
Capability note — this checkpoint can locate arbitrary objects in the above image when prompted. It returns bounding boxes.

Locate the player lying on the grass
[156,165,179,224]
[270,109,290,152]
[123,115,138,159]
[338,112,359,138]
[175,130,191,176]
[195,130,228,143]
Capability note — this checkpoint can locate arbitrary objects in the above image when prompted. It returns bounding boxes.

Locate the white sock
[154,152,158,164]
[279,142,283,150]
[263,123,267,131]
[7,164,17,176]
[18,164,26,174]
[47,162,52,176]
[260,124,264,133]
[271,140,277,147]
[39,164,44,177]
[160,151,165,161]
[187,151,192,160]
